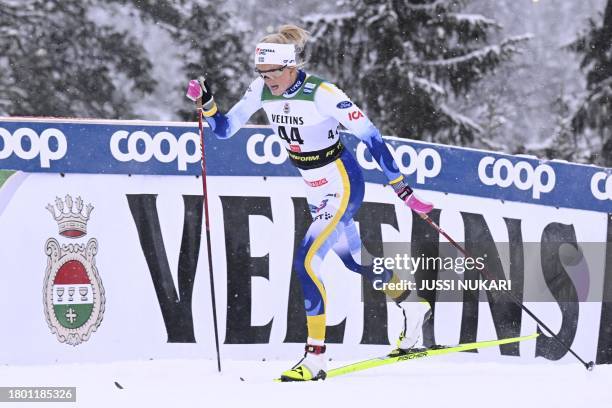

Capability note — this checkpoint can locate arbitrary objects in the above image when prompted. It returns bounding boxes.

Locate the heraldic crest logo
[43,195,106,346]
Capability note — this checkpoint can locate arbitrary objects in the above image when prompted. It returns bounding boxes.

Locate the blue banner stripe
[0,120,610,213]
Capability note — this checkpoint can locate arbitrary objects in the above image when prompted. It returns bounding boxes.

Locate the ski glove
[392,179,433,214]
[186,77,216,115]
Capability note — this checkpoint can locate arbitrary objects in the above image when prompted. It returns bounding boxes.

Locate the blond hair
[259,24,310,66]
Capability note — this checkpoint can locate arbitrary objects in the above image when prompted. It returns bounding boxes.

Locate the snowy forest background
[1,0,611,166]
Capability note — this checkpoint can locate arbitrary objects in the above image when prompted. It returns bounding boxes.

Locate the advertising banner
[0,117,610,212]
[0,118,610,365]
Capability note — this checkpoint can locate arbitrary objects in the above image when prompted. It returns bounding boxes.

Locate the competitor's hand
[392,179,433,214]
[186,77,214,108]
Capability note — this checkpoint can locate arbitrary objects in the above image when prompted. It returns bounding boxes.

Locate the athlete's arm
[315,82,403,184]
[315,82,434,214]
[203,77,264,140]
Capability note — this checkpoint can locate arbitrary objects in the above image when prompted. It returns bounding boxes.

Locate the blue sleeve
[205,111,231,140]
[360,123,402,183]
[204,77,264,140]
[315,82,403,184]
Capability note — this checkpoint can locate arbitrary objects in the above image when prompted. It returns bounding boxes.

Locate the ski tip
[114,381,124,390]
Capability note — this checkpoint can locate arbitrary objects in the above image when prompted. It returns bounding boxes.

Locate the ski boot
[280,344,327,381]
[388,299,432,356]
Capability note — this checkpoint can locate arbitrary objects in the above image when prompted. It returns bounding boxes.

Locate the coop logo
[246,133,288,164]
[356,143,442,184]
[110,130,200,171]
[0,127,67,168]
[478,157,556,199]
[591,171,612,200]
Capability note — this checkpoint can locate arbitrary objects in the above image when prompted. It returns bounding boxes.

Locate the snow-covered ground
[1,357,610,408]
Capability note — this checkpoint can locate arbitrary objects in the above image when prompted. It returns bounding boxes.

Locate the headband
[254,42,297,66]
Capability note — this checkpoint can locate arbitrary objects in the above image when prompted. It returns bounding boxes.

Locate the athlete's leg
[293,150,363,343]
[331,219,389,282]
[331,151,409,300]
[331,206,431,352]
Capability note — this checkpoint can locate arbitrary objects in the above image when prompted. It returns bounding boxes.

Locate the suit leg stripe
[304,159,351,319]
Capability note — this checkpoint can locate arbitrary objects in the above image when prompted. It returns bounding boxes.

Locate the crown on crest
[46,195,94,238]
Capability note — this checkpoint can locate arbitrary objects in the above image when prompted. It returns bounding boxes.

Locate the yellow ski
[326,333,539,379]
[275,333,539,381]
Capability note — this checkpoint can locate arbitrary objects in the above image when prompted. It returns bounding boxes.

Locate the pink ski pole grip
[405,193,433,214]
[186,80,203,101]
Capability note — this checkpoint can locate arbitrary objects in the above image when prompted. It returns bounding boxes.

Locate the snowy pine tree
[569,0,612,166]
[108,0,250,120]
[176,2,250,120]
[303,0,529,145]
[0,0,155,118]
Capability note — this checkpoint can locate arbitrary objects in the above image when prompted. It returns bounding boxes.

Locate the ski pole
[196,94,222,372]
[417,212,595,371]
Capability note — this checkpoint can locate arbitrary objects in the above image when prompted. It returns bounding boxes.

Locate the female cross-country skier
[187,24,433,381]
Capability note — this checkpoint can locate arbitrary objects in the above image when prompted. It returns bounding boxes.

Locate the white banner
[0,171,609,365]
